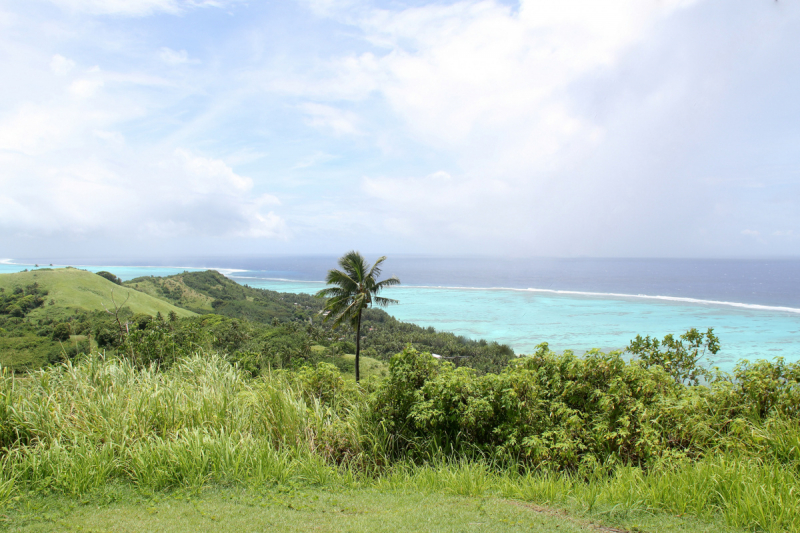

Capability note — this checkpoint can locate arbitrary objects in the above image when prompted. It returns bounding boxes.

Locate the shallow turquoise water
[3,262,798,372]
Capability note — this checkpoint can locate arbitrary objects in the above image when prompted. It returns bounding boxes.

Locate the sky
[1,0,799,261]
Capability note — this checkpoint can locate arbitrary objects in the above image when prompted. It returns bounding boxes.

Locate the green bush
[294,362,358,411]
[371,342,800,472]
[95,271,122,285]
[51,323,71,342]
[708,357,800,419]
[374,344,682,468]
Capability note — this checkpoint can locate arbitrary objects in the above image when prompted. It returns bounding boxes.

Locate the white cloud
[299,103,361,135]
[69,78,104,97]
[174,148,253,192]
[159,47,191,65]
[50,54,76,75]
[741,229,760,237]
[280,0,800,256]
[0,104,89,156]
[45,0,241,16]
[0,146,287,241]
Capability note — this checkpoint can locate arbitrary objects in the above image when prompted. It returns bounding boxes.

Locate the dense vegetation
[0,348,797,531]
[124,269,516,374]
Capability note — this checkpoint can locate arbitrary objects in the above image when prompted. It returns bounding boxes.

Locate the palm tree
[316,251,400,382]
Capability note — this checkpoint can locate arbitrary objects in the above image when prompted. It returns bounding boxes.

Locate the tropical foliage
[0,345,798,531]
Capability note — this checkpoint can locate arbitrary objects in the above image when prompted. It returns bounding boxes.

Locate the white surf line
[199,277,800,315]
[393,284,800,315]
[228,275,325,283]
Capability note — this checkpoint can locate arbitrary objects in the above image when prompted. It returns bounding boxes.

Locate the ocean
[2,256,799,371]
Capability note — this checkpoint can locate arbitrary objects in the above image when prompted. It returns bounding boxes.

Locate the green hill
[124,270,515,373]
[0,268,195,371]
[0,268,194,320]
[0,268,515,375]
[124,270,321,322]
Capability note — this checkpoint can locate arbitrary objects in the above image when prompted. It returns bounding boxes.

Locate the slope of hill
[124,270,321,322]
[125,270,515,373]
[0,268,194,320]
[0,268,196,371]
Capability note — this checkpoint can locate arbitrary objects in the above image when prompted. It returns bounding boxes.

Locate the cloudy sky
[1,0,798,260]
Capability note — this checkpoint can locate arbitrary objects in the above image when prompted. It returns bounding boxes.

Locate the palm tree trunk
[355,310,362,382]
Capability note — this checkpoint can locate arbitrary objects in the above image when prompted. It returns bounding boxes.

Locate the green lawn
[3,485,738,533]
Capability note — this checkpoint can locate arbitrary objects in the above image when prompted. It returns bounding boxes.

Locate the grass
[5,485,590,533]
[3,483,741,533]
[335,353,389,379]
[124,275,216,312]
[0,268,195,321]
[0,353,793,532]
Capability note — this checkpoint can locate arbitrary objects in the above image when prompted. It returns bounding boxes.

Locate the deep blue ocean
[3,256,799,371]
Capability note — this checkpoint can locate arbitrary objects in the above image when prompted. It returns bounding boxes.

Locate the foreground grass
[0,354,796,532]
[4,484,738,533]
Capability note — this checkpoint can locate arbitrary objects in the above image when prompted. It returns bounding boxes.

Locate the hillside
[124,270,321,322]
[0,268,195,370]
[124,270,515,373]
[0,268,194,320]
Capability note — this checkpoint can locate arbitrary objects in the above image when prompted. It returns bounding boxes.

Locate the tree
[627,327,720,385]
[316,251,400,382]
[96,271,122,285]
[101,289,131,346]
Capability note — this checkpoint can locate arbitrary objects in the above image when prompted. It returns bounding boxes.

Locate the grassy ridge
[0,268,197,371]
[0,268,194,320]
[124,270,320,321]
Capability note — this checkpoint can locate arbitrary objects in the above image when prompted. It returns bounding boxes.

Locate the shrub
[374,344,688,469]
[627,327,720,385]
[51,323,71,342]
[96,271,122,285]
[295,362,358,411]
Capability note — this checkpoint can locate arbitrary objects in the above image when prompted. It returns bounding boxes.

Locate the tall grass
[0,353,798,532]
[0,354,382,493]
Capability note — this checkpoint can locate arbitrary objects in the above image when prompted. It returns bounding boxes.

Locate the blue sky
[1,0,799,260]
